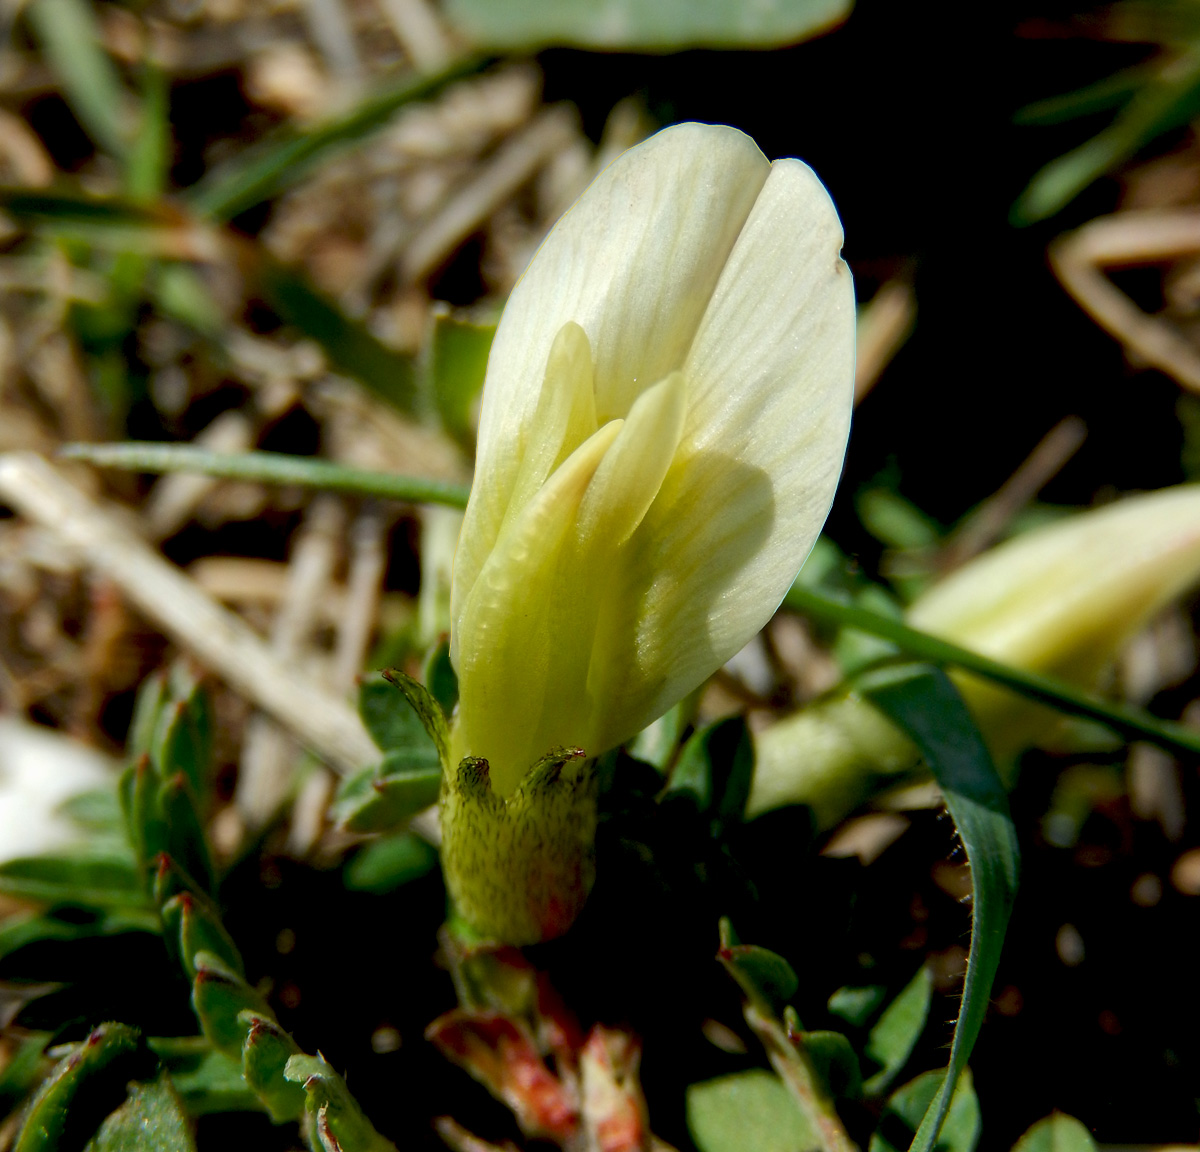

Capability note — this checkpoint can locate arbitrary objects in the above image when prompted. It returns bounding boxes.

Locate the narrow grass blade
[1013,44,1200,225]
[784,583,1200,761]
[1013,66,1150,126]
[188,56,485,221]
[25,0,131,158]
[60,443,471,507]
[858,664,1018,1152]
[255,259,417,411]
[127,66,171,204]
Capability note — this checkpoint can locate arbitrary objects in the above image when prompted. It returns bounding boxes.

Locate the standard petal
[451,123,771,640]
[587,157,856,751]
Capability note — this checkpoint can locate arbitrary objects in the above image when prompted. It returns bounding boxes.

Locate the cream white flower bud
[443,122,855,941]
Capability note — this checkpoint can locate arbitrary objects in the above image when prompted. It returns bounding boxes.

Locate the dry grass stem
[301,0,363,86]
[854,279,916,404]
[189,556,343,617]
[1128,742,1186,841]
[1052,210,1200,392]
[144,409,255,540]
[287,765,335,857]
[237,494,346,824]
[314,375,470,480]
[332,502,389,692]
[379,0,455,72]
[401,105,579,283]
[938,415,1087,571]
[0,109,53,187]
[0,453,378,773]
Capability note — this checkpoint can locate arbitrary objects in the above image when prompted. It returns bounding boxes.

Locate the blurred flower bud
[750,486,1200,826]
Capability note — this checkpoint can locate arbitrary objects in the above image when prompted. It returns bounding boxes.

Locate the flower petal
[452,123,770,641]
[587,157,856,751]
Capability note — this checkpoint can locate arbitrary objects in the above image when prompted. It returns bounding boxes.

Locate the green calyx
[440,748,598,945]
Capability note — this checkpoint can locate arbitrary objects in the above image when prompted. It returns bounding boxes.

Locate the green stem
[785,583,1200,760]
[60,443,471,508]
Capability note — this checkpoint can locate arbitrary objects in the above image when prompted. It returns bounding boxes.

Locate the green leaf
[59,788,126,837]
[83,1072,195,1152]
[190,952,271,1060]
[1013,44,1200,225]
[24,0,131,157]
[332,760,443,833]
[0,1032,51,1114]
[1014,66,1150,126]
[358,674,441,762]
[161,893,244,982]
[149,1040,261,1116]
[627,694,694,771]
[798,1027,861,1101]
[857,488,942,552]
[149,264,225,338]
[0,191,159,229]
[859,665,1018,1152]
[666,716,753,824]
[158,775,215,897]
[284,1053,397,1152]
[129,671,168,764]
[862,966,933,1096]
[827,985,887,1029]
[124,757,168,878]
[423,640,459,718]
[717,918,799,1017]
[380,669,450,767]
[445,0,850,50]
[868,1069,980,1152]
[239,1012,306,1123]
[188,57,484,222]
[0,852,146,910]
[344,833,440,892]
[687,1069,817,1152]
[158,800,211,898]
[342,669,450,828]
[151,852,212,913]
[255,260,417,413]
[1011,1113,1097,1152]
[0,908,158,962]
[150,666,213,803]
[427,310,495,443]
[14,1022,144,1152]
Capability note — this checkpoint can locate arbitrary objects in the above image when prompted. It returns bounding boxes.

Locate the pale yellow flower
[449,122,855,797]
[908,485,1200,754]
